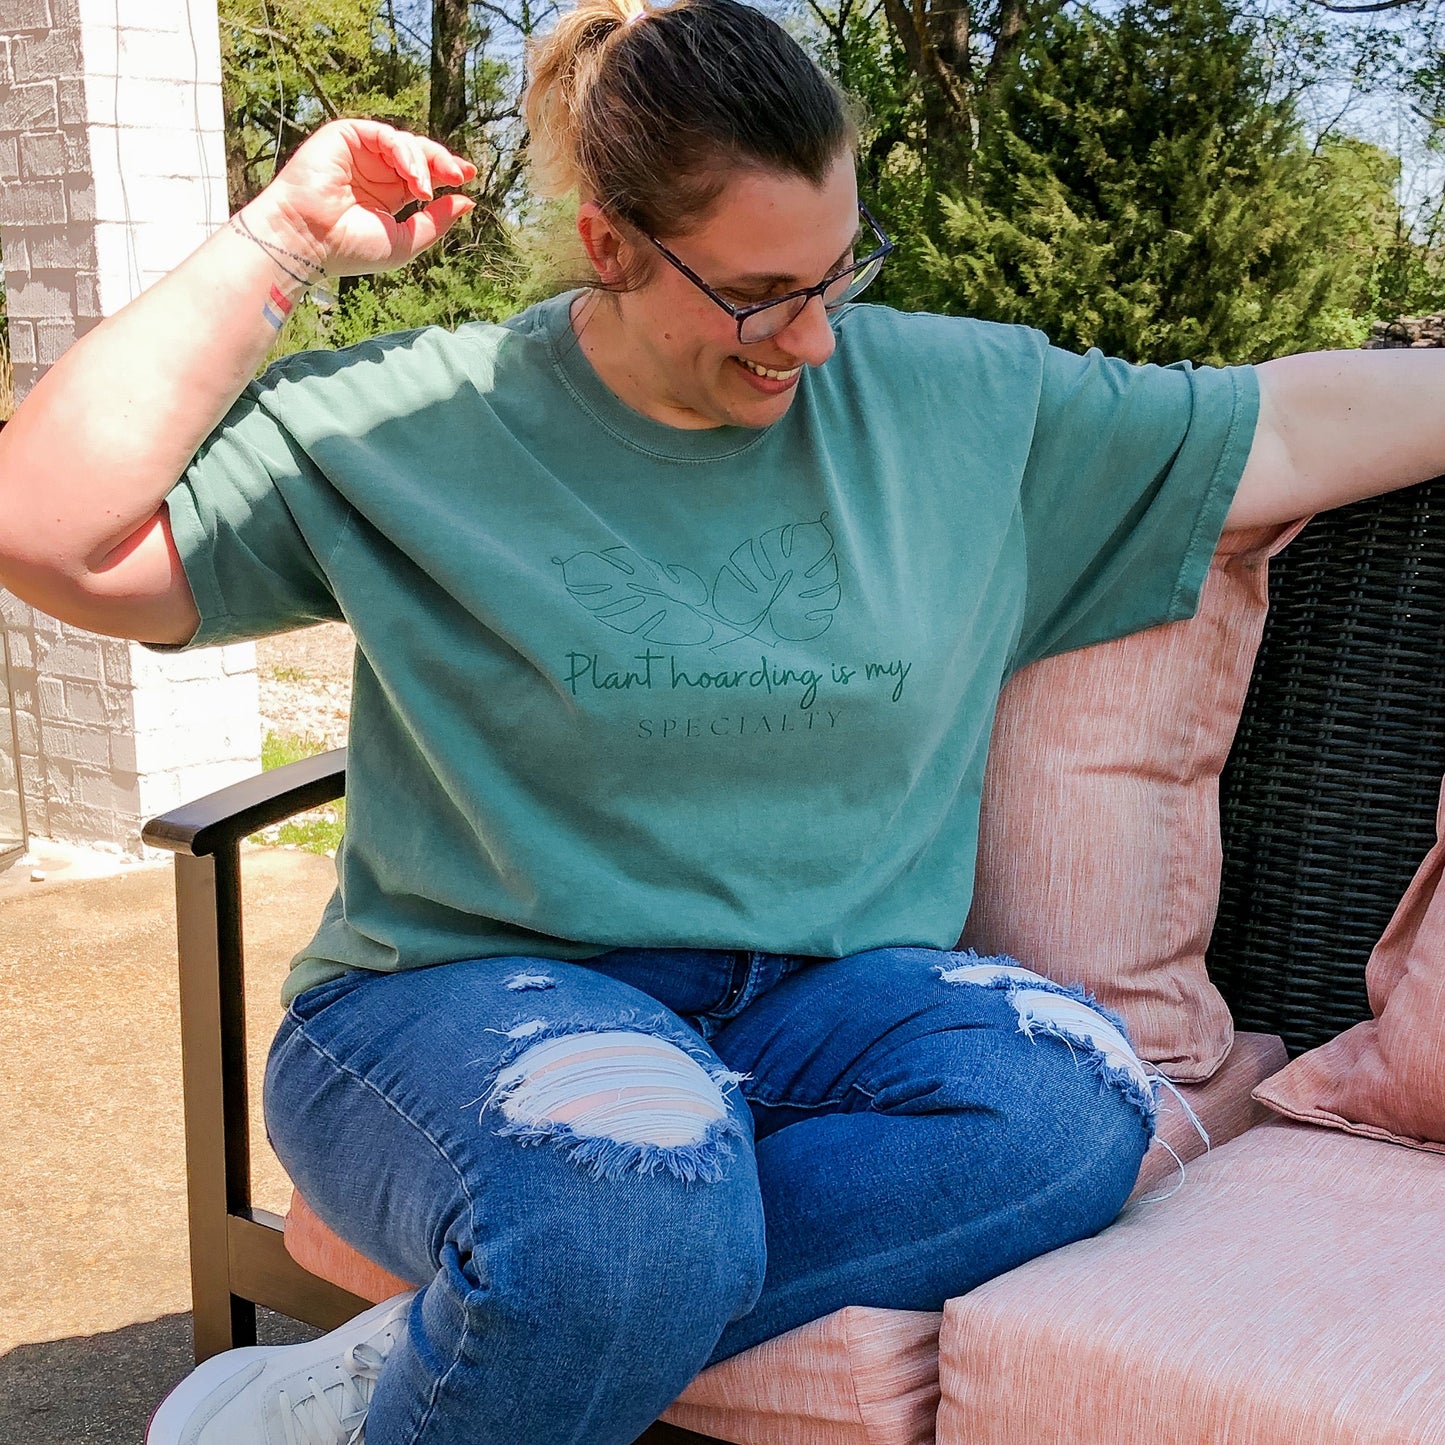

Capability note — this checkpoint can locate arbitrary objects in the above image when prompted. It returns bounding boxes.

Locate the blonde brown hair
[525,0,856,247]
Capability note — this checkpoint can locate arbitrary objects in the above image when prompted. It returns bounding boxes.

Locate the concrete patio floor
[0,840,711,1443]
[0,841,333,1441]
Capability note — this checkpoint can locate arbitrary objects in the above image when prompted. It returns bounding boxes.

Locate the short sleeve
[1011,346,1259,670]
[153,362,355,651]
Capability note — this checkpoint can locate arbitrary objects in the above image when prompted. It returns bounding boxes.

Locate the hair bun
[525,0,649,198]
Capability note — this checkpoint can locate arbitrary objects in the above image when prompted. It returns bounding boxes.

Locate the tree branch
[235,23,341,118]
[1305,0,1417,13]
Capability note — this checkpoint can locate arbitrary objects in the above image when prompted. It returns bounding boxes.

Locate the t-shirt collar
[539,290,778,463]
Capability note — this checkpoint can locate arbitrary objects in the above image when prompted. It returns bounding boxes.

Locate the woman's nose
[774,294,836,368]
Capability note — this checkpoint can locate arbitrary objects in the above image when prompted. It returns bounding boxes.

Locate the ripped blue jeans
[263,947,1155,1445]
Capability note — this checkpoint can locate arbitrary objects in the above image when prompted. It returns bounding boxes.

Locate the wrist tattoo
[261,282,297,332]
[230,211,326,280]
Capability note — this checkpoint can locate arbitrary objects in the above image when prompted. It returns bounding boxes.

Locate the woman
[2,1,1441,1442]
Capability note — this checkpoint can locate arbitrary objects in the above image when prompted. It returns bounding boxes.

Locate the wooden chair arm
[141,748,348,857]
[143,744,366,1356]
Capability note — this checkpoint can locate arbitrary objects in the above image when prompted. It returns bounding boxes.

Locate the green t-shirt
[163,293,1258,1004]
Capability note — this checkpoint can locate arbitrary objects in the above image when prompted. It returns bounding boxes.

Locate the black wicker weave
[1208,475,1445,1055]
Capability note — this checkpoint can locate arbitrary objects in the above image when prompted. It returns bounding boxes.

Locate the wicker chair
[141,478,1445,1444]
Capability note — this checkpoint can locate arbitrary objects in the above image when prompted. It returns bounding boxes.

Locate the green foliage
[261,729,333,770]
[220,0,430,203]
[893,0,1397,363]
[254,730,346,855]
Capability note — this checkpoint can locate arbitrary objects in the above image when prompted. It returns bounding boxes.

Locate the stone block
[11,29,81,84]
[64,176,93,221]
[8,270,72,318]
[0,136,17,180]
[7,630,35,670]
[85,24,216,81]
[14,711,38,756]
[44,800,100,844]
[90,163,212,227]
[130,644,226,687]
[0,179,66,226]
[27,225,91,270]
[3,1,53,28]
[9,359,41,406]
[109,731,136,773]
[2,232,30,272]
[135,768,181,818]
[104,121,219,183]
[36,317,77,364]
[221,643,259,676]
[0,39,11,91]
[10,676,37,722]
[44,719,111,768]
[86,0,217,31]
[59,678,110,724]
[85,74,209,131]
[19,131,67,179]
[102,641,133,688]
[56,77,83,126]
[63,129,87,172]
[0,593,32,628]
[169,757,258,804]
[74,269,99,317]
[37,674,64,717]
[0,80,58,132]
[132,718,239,774]
[44,756,78,805]
[6,320,36,366]
[141,217,212,272]
[77,765,139,815]
[37,634,103,681]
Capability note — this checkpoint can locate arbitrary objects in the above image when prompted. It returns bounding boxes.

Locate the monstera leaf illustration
[711,516,840,643]
[556,546,716,645]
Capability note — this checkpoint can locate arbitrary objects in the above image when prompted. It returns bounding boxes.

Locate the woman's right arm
[0,119,476,645]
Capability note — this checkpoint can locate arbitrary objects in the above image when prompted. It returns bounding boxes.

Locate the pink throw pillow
[963,520,1306,1082]
[1253,778,1445,1152]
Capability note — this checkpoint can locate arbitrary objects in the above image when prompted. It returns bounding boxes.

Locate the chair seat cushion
[284,1032,1285,1445]
[1129,1029,1284,1201]
[938,1119,1445,1445]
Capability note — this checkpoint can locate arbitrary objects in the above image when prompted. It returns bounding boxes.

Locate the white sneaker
[147,1292,416,1445]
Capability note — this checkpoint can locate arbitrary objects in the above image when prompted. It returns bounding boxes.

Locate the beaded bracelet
[230,210,325,277]
[229,211,333,327]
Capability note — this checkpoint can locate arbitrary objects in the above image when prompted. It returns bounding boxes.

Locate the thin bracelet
[230,210,326,277]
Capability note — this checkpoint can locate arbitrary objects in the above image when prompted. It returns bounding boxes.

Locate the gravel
[255,622,355,749]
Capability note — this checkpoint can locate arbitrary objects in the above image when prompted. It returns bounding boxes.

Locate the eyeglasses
[642,203,894,345]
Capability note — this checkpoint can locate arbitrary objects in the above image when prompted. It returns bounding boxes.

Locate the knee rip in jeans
[936,954,1159,1140]
[477,1018,749,1185]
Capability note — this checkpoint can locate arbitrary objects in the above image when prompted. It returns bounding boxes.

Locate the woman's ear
[576,201,633,286]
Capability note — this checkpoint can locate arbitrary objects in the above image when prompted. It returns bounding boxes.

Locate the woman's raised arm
[0,119,475,645]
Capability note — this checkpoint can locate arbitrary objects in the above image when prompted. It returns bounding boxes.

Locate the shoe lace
[278,1336,392,1445]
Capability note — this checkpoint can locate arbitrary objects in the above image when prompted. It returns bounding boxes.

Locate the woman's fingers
[393,192,476,261]
[354,120,475,203]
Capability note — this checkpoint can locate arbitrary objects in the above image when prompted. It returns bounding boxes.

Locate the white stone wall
[0,0,261,856]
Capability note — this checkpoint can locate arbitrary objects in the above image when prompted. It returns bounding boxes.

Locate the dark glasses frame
[641,203,894,344]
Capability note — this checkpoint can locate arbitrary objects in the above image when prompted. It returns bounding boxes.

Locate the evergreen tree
[896,0,1396,363]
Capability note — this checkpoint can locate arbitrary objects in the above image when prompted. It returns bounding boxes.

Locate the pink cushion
[662,1307,943,1445]
[284,1033,1285,1445]
[964,522,1306,1081]
[1129,1029,1285,1201]
[1254,775,1445,1152]
[937,1119,1445,1445]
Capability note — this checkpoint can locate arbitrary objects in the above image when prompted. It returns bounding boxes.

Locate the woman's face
[576,151,861,430]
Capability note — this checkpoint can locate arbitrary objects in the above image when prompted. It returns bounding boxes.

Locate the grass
[0,331,13,421]
[252,730,347,856]
[267,665,310,684]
